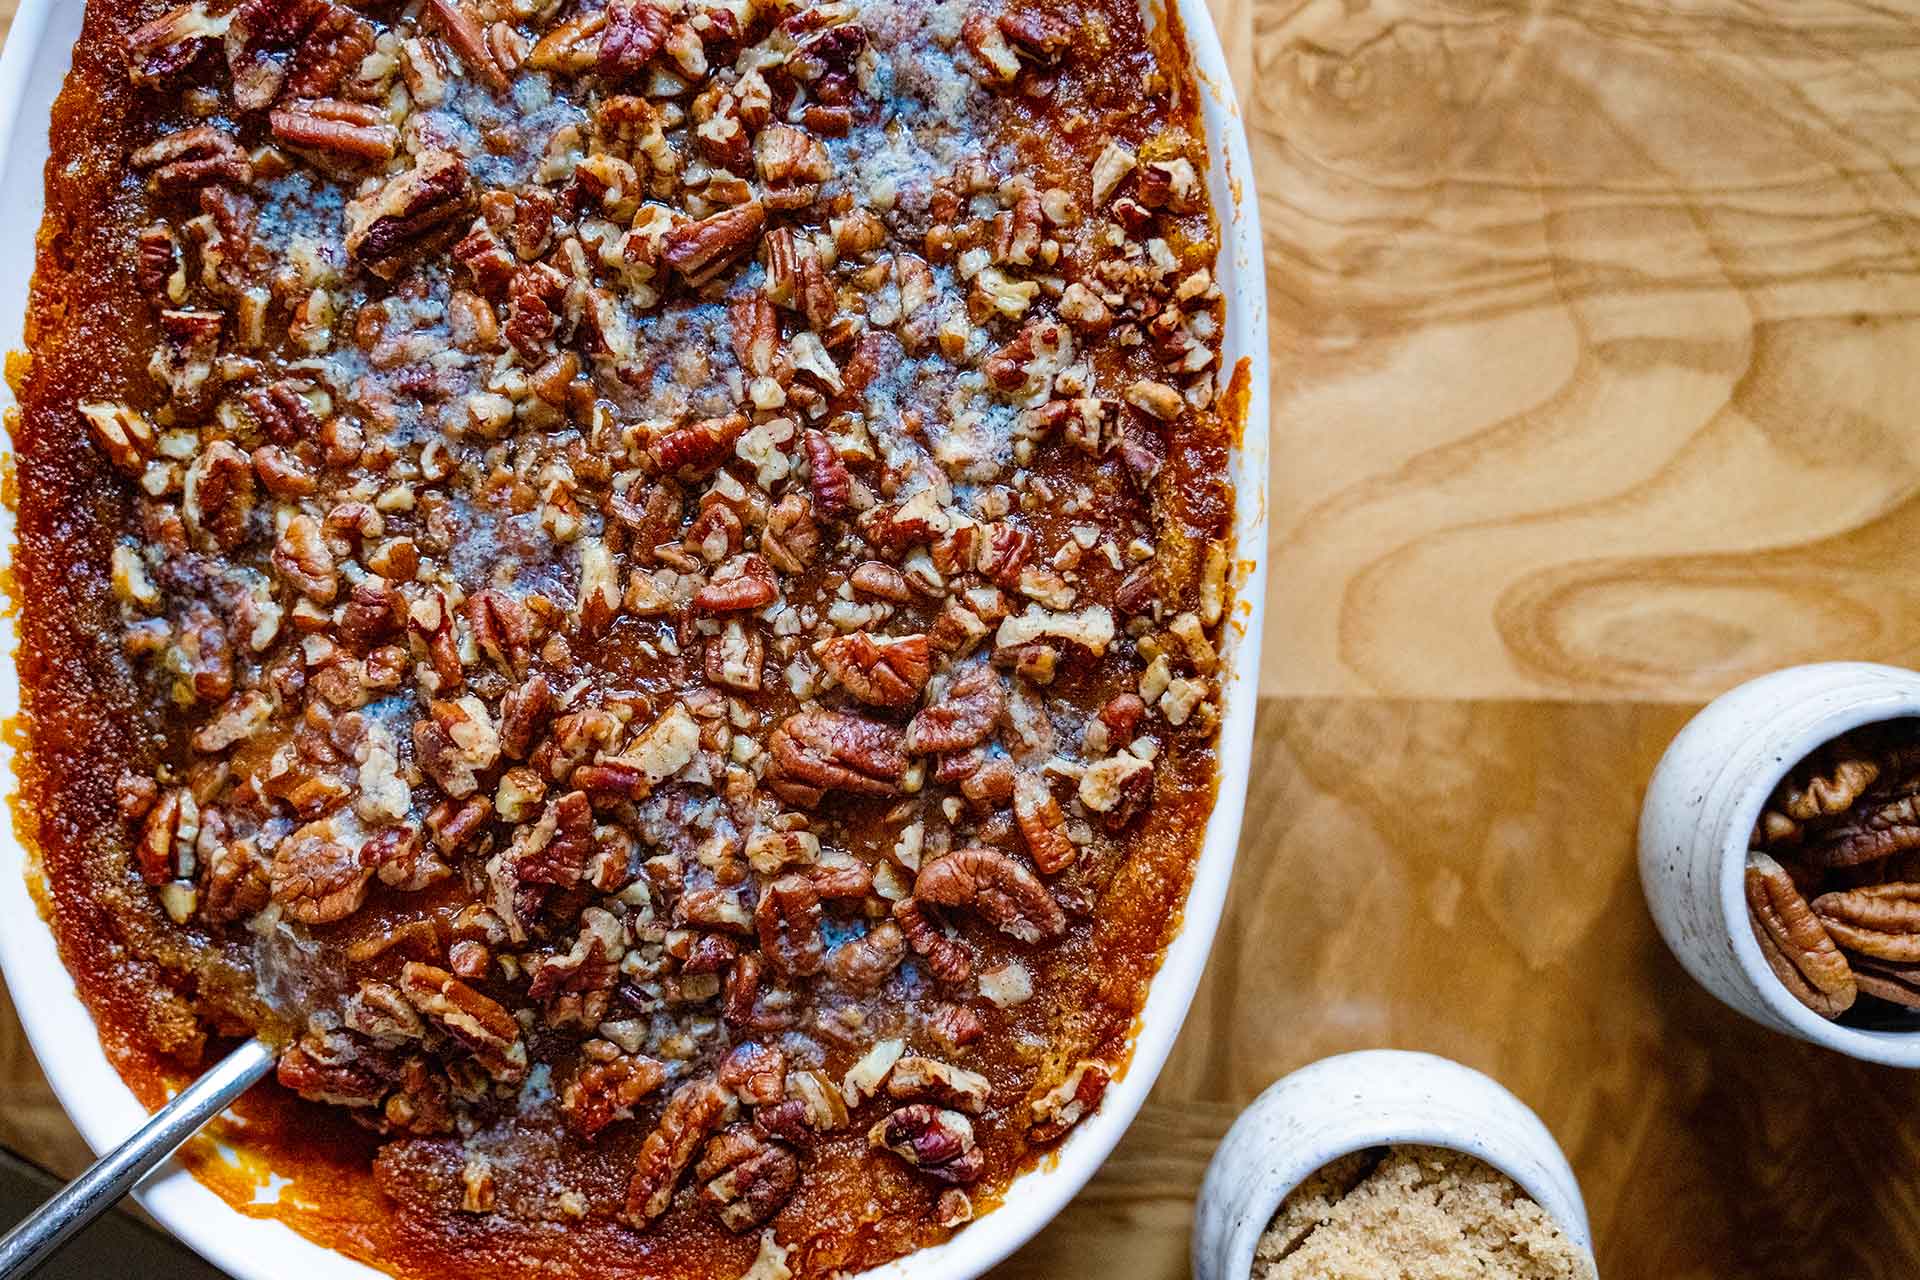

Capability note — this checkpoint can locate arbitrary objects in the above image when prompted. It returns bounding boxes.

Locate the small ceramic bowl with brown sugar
[1639,661,1920,1065]
[1191,1050,1596,1280]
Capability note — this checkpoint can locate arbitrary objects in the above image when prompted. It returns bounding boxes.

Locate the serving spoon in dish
[0,1039,274,1279]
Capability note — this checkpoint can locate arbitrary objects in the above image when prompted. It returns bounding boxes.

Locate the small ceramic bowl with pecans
[1191,1051,1596,1280]
[1640,661,1920,1064]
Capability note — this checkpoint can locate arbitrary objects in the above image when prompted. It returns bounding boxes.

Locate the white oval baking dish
[1191,1051,1596,1280]
[0,3,1271,1278]
[1639,661,1920,1067]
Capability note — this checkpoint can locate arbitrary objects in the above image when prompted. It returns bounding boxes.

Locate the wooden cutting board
[7,1,1920,1277]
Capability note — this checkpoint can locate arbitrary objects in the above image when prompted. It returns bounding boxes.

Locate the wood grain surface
[9,0,1920,1277]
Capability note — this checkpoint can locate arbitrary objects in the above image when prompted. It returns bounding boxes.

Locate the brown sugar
[1252,1145,1596,1280]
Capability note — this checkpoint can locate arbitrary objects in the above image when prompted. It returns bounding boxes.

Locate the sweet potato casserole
[12,0,1237,1274]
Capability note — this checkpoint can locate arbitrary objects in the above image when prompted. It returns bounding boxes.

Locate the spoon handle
[0,1038,275,1279]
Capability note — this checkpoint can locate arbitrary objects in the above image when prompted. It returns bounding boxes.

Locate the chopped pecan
[1029,1060,1110,1143]
[513,790,595,888]
[755,124,832,210]
[79,402,157,474]
[904,664,1004,755]
[135,788,196,886]
[398,961,528,1084]
[718,1042,788,1108]
[505,261,569,359]
[126,2,230,85]
[270,98,398,163]
[467,590,532,674]
[413,696,502,799]
[869,1104,983,1184]
[626,1078,734,1225]
[271,513,337,603]
[814,632,930,709]
[804,429,851,516]
[694,553,778,614]
[243,380,320,444]
[271,821,374,925]
[761,495,820,575]
[651,413,748,476]
[766,711,907,806]
[663,202,765,288]
[916,847,1065,945]
[1014,773,1075,875]
[277,1033,392,1109]
[344,150,475,280]
[498,674,555,761]
[1000,7,1074,65]
[887,1057,991,1114]
[601,0,673,77]
[425,0,510,91]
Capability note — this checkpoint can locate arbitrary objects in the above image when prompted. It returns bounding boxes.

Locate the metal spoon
[0,1039,275,1280]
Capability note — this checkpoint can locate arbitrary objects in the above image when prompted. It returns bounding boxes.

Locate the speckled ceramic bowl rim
[0,2,1271,1278]
[1712,674,1920,1062]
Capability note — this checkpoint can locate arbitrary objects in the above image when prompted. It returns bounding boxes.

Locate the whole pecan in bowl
[1641,663,1920,1065]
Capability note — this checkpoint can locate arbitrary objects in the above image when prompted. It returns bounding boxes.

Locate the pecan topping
[663,202,765,287]
[627,1078,734,1225]
[563,1045,669,1138]
[131,125,251,191]
[868,1105,983,1184]
[398,962,528,1084]
[426,0,510,91]
[652,413,748,476]
[905,665,1005,755]
[697,1128,800,1233]
[766,710,907,806]
[270,98,398,163]
[344,150,475,279]
[814,632,931,708]
[1014,773,1076,875]
[915,847,1065,945]
[893,897,971,984]
[1029,1060,1111,1143]
[271,822,374,925]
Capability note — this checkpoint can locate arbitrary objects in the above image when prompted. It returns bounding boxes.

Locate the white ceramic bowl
[1638,661,1920,1066]
[0,2,1270,1278]
[1190,1051,1596,1280]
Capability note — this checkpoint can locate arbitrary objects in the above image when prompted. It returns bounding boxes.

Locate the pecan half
[1813,880,1920,963]
[893,897,971,984]
[868,1104,983,1184]
[626,1078,734,1225]
[696,1127,799,1232]
[426,0,510,91]
[904,664,1005,755]
[652,413,748,476]
[1747,852,1855,1017]
[1802,794,1920,868]
[131,124,251,191]
[766,710,907,806]
[398,961,528,1083]
[271,821,374,925]
[344,150,475,279]
[663,202,765,287]
[270,98,397,163]
[1013,772,1075,875]
[814,632,931,709]
[915,847,1065,945]
[1852,956,1920,1008]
